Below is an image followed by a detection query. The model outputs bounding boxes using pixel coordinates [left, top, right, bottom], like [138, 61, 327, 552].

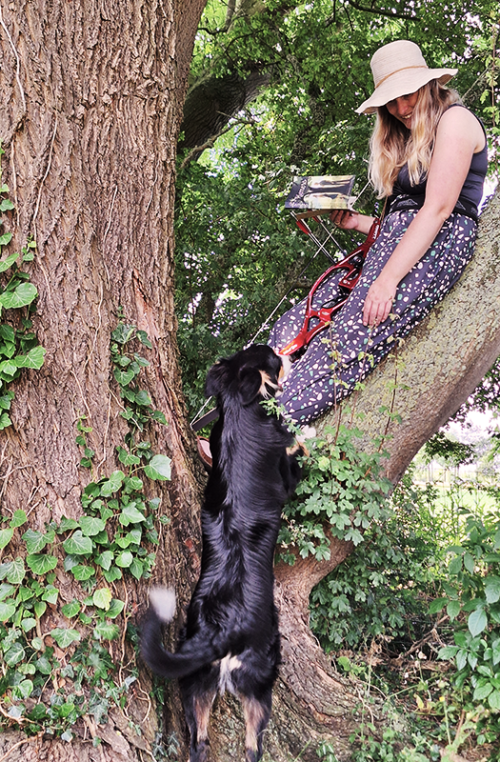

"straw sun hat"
[356, 40, 457, 115]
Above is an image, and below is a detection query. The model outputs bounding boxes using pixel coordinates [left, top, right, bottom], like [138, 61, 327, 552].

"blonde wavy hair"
[368, 80, 462, 198]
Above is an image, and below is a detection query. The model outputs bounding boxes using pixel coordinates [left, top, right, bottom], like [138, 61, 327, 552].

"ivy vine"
[0, 319, 171, 743]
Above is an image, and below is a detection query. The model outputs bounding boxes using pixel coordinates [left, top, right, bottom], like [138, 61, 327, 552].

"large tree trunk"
[0, 1, 206, 760]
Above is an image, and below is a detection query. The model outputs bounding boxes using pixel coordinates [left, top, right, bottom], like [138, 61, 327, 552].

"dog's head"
[205, 345, 282, 406]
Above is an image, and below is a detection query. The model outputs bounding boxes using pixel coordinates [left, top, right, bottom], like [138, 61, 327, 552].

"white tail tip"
[149, 587, 176, 623]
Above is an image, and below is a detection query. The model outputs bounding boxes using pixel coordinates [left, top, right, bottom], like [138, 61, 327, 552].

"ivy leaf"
[0, 600, 16, 621]
[50, 628, 81, 648]
[4, 642, 25, 666]
[488, 690, 500, 711]
[93, 588, 112, 611]
[14, 345, 46, 369]
[34, 601, 47, 618]
[9, 510, 27, 529]
[79, 516, 106, 537]
[0, 528, 13, 550]
[468, 607, 488, 637]
[94, 622, 120, 640]
[0, 252, 19, 273]
[58, 516, 79, 533]
[107, 599, 125, 618]
[0, 282, 38, 309]
[100, 470, 125, 496]
[119, 504, 145, 526]
[63, 530, 93, 555]
[95, 550, 114, 571]
[21, 617, 37, 632]
[143, 454, 171, 481]
[71, 565, 95, 581]
[115, 551, 133, 568]
[61, 600, 81, 619]
[23, 528, 49, 554]
[6, 558, 25, 584]
[26, 554, 58, 576]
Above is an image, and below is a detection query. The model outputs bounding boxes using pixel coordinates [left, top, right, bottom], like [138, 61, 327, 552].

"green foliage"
[436, 512, 500, 745]
[309, 468, 445, 650]
[0, 321, 169, 739]
[278, 422, 392, 564]
[0, 145, 45, 429]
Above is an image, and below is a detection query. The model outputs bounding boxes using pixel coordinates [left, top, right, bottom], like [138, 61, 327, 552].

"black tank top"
[388, 105, 488, 222]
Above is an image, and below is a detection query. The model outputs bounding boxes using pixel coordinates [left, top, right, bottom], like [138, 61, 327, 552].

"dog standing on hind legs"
[141, 344, 304, 762]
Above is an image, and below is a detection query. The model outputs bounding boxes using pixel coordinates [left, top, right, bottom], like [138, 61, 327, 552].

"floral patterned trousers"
[268, 210, 477, 425]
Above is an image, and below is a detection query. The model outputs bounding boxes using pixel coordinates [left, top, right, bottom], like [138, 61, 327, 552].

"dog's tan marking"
[219, 653, 242, 694]
[286, 441, 309, 458]
[259, 370, 279, 399]
[242, 696, 266, 753]
[194, 690, 217, 742]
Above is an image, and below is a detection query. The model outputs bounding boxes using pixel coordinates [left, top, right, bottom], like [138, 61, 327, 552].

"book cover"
[284, 175, 356, 211]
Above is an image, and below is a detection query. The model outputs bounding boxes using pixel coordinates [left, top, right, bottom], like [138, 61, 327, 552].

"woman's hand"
[330, 209, 359, 229]
[362, 275, 397, 327]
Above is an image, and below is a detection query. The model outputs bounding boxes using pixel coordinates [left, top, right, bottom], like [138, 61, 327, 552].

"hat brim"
[356, 68, 458, 115]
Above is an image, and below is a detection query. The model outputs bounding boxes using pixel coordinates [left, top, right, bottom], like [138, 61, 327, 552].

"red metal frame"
[279, 216, 381, 356]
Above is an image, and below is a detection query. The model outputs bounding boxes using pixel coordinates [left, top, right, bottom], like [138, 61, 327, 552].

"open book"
[284, 175, 356, 214]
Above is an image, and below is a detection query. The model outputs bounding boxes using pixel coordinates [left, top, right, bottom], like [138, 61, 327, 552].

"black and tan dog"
[141, 344, 303, 762]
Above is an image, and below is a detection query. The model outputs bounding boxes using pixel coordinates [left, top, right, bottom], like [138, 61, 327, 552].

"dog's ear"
[205, 361, 229, 398]
[238, 366, 263, 405]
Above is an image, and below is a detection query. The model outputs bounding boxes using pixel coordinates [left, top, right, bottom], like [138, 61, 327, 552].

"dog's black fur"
[141, 344, 303, 762]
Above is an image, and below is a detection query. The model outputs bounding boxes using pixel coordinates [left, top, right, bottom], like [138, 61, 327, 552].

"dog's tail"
[140, 588, 220, 680]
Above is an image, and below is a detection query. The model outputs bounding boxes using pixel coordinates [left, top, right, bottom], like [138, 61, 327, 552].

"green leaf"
[100, 470, 125, 496]
[0, 232, 13, 246]
[0, 252, 19, 272]
[21, 617, 37, 632]
[4, 642, 25, 666]
[26, 554, 58, 575]
[50, 628, 81, 648]
[0, 282, 37, 309]
[115, 551, 133, 568]
[488, 690, 500, 711]
[107, 599, 125, 618]
[58, 516, 79, 533]
[0, 528, 13, 550]
[61, 600, 81, 619]
[9, 510, 27, 529]
[79, 516, 106, 537]
[485, 577, 500, 605]
[15, 345, 46, 369]
[0, 601, 16, 621]
[6, 558, 25, 584]
[447, 600, 461, 621]
[70, 564, 95, 581]
[95, 550, 114, 571]
[119, 504, 145, 526]
[22, 528, 49, 553]
[93, 622, 120, 640]
[93, 587, 112, 611]
[34, 601, 47, 618]
[143, 454, 171, 481]
[474, 682, 494, 701]
[63, 530, 93, 555]
[429, 598, 447, 615]
[468, 607, 488, 637]
[42, 585, 59, 604]
[0, 583, 14, 601]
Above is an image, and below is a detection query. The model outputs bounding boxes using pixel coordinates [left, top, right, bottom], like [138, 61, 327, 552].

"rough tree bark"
[0, 1, 206, 761]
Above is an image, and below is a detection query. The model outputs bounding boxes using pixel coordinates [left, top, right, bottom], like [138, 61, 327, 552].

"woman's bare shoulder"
[438, 106, 485, 152]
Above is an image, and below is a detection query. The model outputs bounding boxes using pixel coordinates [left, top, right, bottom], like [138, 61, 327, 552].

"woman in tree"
[269, 39, 487, 426]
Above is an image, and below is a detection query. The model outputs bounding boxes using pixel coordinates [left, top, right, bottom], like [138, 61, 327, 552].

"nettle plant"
[0, 320, 170, 741]
[0, 145, 45, 430]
